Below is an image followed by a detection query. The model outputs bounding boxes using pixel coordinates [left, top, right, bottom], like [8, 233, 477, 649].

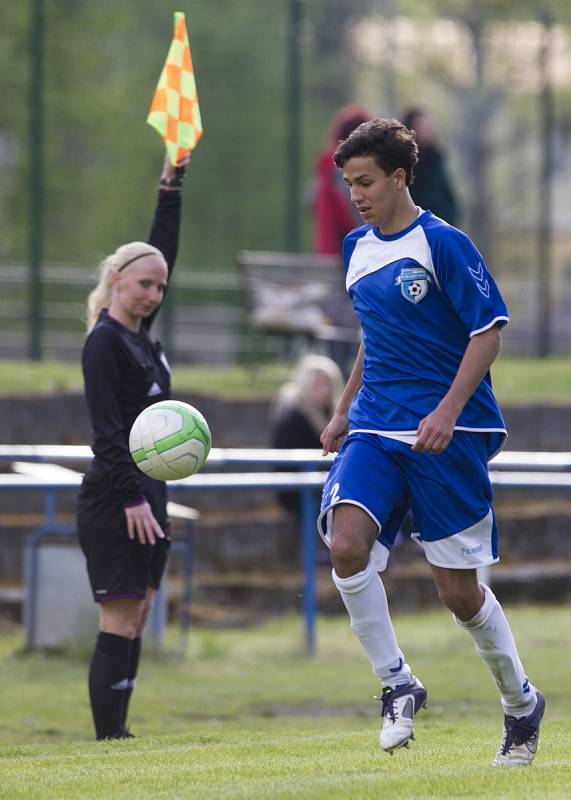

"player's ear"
[394, 168, 406, 190]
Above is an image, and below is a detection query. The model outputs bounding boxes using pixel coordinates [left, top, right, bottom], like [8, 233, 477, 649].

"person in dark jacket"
[402, 107, 459, 226]
[77, 153, 188, 740]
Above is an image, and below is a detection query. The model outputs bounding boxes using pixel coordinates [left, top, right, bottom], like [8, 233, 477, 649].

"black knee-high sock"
[88, 632, 132, 740]
[123, 636, 142, 730]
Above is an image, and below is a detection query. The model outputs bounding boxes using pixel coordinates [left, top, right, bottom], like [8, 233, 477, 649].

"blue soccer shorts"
[318, 431, 501, 571]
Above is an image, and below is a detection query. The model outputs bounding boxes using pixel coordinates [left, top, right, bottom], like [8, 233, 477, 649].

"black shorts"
[77, 468, 171, 603]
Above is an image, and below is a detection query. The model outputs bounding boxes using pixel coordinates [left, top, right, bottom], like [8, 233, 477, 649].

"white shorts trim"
[350, 428, 507, 454]
[317, 500, 390, 573]
[350, 429, 417, 445]
[411, 509, 498, 569]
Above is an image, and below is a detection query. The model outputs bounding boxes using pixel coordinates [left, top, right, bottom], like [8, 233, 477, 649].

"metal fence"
[3, 2, 571, 359]
[6, 462, 571, 653]
[2, 445, 571, 652]
[2, 259, 571, 364]
[0, 263, 245, 365]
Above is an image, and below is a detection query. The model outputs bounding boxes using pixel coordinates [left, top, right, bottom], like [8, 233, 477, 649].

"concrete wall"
[0, 392, 271, 447]
[1, 392, 571, 450]
[1, 393, 571, 614]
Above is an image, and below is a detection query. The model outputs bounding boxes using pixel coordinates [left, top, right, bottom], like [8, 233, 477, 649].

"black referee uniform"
[77, 188, 180, 602]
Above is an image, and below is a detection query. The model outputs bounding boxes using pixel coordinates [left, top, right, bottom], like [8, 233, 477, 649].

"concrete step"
[185, 558, 571, 624]
[3, 559, 570, 629]
[0, 586, 23, 623]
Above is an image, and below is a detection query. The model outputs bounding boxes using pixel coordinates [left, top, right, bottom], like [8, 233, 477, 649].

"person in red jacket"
[312, 106, 372, 375]
[313, 105, 372, 256]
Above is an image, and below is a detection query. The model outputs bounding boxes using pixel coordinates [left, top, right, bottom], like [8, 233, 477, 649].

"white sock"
[455, 583, 536, 717]
[332, 560, 412, 687]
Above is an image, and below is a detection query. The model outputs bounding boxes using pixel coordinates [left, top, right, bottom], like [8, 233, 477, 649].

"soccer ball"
[129, 400, 211, 481]
[408, 281, 423, 297]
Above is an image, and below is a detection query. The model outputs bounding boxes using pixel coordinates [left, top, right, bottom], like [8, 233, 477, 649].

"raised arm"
[144, 154, 189, 329]
[147, 154, 189, 272]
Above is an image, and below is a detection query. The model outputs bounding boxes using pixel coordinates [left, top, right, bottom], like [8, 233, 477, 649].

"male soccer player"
[318, 118, 545, 766]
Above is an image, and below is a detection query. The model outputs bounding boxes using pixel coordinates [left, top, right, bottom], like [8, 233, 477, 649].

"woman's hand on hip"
[124, 502, 165, 545]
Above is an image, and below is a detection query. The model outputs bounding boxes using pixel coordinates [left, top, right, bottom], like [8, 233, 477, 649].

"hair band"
[117, 251, 162, 272]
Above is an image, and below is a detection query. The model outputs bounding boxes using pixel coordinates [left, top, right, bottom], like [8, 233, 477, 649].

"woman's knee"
[135, 590, 156, 637]
[100, 599, 144, 639]
[136, 608, 151, 637]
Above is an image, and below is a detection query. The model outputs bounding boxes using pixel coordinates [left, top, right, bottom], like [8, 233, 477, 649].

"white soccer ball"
[129, 400, 212, 481]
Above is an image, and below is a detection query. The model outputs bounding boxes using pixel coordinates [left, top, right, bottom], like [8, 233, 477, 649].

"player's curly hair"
[334, 118, 418, 186]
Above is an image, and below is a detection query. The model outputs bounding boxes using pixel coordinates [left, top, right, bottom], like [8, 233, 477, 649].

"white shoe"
[378, 677, 427, 753]
[493, 691, 545, 767]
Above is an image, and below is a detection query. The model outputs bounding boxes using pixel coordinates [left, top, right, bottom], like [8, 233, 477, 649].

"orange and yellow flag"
[147, 11, 203, 165]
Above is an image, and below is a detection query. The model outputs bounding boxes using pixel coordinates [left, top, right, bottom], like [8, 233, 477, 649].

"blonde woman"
[272, 355, 344, 450]
[271, 355, 343, 514]
[77, 154, 188, 740]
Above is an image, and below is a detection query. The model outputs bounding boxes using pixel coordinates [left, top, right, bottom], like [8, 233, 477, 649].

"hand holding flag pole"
[147, 11, 203, 167]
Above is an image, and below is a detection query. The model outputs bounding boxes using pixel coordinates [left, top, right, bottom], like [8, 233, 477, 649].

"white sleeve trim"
[469, 316, 509, 338]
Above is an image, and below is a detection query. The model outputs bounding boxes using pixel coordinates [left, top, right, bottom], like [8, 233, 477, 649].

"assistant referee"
[77, 154, 188, 740]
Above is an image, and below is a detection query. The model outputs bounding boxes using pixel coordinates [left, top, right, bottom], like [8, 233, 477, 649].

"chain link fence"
[1, 1, 570, 360]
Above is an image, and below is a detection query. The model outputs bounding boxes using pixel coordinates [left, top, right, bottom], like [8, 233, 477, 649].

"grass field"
[0, 604, 569, 799]
[0, 360, 292, 399]
[0, 356, 570, 404]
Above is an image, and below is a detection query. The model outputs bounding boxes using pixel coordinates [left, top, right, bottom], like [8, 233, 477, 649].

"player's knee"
[434, 569, 483, 619]
[330, 534, 369, 576]
[329, 505, 374, 576]
[437, 583, 460, 613]
[437, 584, 480, 619]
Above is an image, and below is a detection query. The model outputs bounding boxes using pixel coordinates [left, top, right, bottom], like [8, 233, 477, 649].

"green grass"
[0, 604, 569, 798]
[0, 360, 291, 399]
[491, 356, 571, 406]
[0, 356, 570, 404]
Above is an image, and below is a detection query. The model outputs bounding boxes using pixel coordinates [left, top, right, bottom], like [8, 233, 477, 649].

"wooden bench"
[237, 250, 360, 357]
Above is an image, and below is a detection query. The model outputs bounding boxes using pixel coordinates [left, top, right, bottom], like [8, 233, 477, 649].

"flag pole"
[285, 0, 303, 253]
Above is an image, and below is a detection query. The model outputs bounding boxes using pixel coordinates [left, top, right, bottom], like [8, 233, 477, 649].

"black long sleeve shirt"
[81, 189, 181, 505]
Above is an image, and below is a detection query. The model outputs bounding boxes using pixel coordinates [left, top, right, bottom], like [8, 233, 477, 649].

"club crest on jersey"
[396, 267, 431, 304]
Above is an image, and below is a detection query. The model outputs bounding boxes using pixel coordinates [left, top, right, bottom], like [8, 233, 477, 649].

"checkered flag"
[147, 12, 203, 165]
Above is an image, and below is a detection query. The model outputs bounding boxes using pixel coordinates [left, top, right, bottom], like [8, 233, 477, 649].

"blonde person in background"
[272, 355, 344, 515]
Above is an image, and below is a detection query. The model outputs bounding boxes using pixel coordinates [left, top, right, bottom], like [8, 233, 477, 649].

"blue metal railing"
[0, 466, 327, 654]
[2, 446, 571, 653]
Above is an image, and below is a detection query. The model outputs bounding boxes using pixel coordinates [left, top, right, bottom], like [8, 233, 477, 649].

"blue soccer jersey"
[343, 210, 509, 436]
